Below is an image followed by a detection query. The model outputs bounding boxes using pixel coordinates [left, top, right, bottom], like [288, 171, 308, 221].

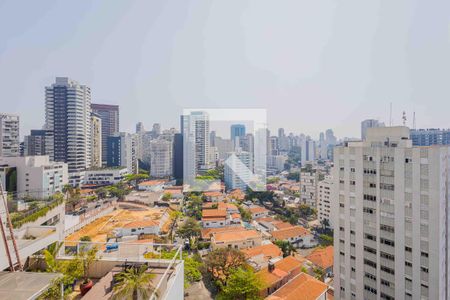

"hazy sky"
[1, 0, 449, 139]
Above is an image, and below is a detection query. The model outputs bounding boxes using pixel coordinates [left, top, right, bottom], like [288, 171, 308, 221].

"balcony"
[57, 241, 184, 300]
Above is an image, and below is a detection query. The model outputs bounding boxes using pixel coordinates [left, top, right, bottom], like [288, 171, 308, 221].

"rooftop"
[202, 209, 227, 218]
[0, 271, 61, 300]
[271, 226, 310, 240]
[265, 272, 328, 300]
[257, 256, 303, 286]
[201, 226, 246, 239]
[306, 246, 334, 270]
[212, 229, 261, 243]
[249, 206, 269, 214]
[139, 179, 168, 186]
[242, 243, 282, 260]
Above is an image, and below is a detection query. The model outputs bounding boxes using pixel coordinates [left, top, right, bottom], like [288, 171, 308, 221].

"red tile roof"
[212, 229, 261, 243]
[242, 244, 282, 260]
[271, 226, 310, 240]
[265, 272, 328, 300]
[306, 246, 334, 270]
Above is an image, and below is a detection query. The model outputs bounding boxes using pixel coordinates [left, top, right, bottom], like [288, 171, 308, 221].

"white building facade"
[318, 175, 333, 229]
[84, 167, 128, 185]
[0, 113, 20, 157]
[45, 77, 92, 173]
[332, 126, 450, 300]
[224, 150, 253, 191]
[300, 170, 318, 207]
[149, 139, 173, 178]
[0, 156, 68, 199]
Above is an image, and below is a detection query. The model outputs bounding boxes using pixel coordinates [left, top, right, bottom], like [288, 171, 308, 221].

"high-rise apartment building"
[224, 150, 253, 191]
[318, 175, 333, 229]
[410, 128, 450, 146]
[149, 139, 173, 178]
[24, 129, 47, 156]
[301, 138, 316, 164]
[332, 126, 450, 300]
[91, 103, 119, 165]
[300, 169, 319, 206]
[182, 111, 211, 181]
[90, 113, 102, 168]
[361, 119, 384, 140]
[173, 133, 183, 184]
[107, 132, 138, 174]
[231, 124, 246, 147]
[0, 113, 20, 157]
[45, 77, 91, 173]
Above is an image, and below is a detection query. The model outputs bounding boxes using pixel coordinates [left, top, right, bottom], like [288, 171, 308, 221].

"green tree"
[112, 265, 157, 300]
[319, 234, 333, 246]
[205, 248, 247, 287]
[238, 206, 252, 222]
[161, 192, 172, 201]
[80, 236, 92, 242]
[124, 173, 149, 188]
[217, 267, 262, 300]
[177, 217, 201, 239]
[274, 240, 296, 257]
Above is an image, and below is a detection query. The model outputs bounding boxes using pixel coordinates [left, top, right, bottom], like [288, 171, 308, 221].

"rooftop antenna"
[413, 112, 416, 129]
[402, 111, 407, 126]
[389, 102, 393, 126]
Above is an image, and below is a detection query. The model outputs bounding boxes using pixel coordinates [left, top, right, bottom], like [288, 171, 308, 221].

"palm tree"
[112, 265, 158, 300]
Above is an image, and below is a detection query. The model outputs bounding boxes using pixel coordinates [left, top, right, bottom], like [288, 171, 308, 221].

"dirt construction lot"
[66, 206, 170, 243]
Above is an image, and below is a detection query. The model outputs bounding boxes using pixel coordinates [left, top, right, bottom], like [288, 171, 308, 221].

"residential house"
[271, 226, 317, 248]
[249, 206, 270, 219]
[242, 243, 283, 271]
[265, 272, 329, 300]
[203, 191, 224, 202]
[113, 220, 160, 237]
[201, 209, 227, 228]
[257, 256, 304, 298]
[306, 246, 334, 279]
[210, 229, 262, 250]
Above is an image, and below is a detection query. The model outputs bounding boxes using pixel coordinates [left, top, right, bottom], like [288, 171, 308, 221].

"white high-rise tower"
[332, 126, 450, 300]
[45, 77, 92, 173]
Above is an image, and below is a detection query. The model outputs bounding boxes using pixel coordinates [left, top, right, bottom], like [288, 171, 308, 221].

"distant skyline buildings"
[0, 113, 20, 157]
[91, 103, 120, 165]
[230, 124, 246, 146]
[361, 119, 385, 140]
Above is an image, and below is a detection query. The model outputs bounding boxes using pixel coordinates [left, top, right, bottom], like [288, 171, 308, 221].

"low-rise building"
[265, 272, 329, 300]
[242, 243, 283, 271]
[201, 209, 228, 228]
[0, 155, 68, 199]
[271, 226, 317, 248]
[210, 229, 262, 250]
[84, 167, 128, 186]
[257, 256, 304, 298]
[114, 220, 160, 237]
[203, 191, 224, 202]
[306, 246, 334, 279]
[138, 179, 168, 192]
[249, 205, 270, 219]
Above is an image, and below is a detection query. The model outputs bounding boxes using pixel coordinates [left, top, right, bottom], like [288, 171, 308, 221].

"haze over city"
[1, 0, 450, 138]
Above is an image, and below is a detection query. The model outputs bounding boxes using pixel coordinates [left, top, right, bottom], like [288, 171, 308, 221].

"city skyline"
[2, 1, 449, 138]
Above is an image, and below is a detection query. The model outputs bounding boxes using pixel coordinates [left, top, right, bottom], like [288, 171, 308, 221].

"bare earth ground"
[66, 207, 170, 243]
